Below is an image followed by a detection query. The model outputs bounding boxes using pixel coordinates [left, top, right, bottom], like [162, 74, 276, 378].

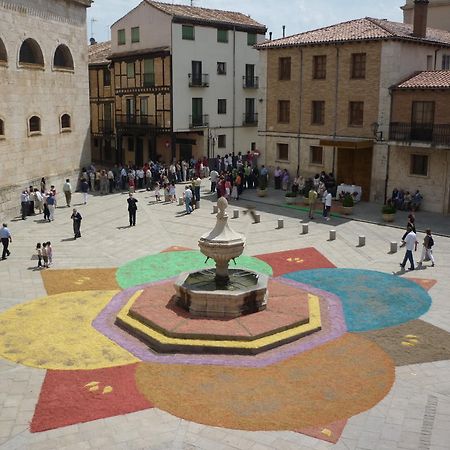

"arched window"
[0, 118, 4, 137]
[61, 113, 71, 130]
[29, 116, 41, 134]
[53, 44, 74, 70]
[0, 38, 7, 63]
[19, 38, 44, 66]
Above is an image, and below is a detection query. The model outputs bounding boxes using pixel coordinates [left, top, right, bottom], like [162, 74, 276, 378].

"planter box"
[382, 213, 395, 222]
[285, 196, 296, 204]
[257, 189, 267, 197]
[342, 206, 353, 215]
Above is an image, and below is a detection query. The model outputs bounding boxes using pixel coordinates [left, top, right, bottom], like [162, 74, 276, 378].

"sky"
[87, 0, 406, 43]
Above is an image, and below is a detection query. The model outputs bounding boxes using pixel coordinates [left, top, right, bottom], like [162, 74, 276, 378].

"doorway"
[180, 143, 192, 161]
[136, 138, 144, 167]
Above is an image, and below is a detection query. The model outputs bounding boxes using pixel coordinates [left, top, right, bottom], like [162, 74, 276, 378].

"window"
[218, 99, 227, 114]
[53, 44, 74, 70]
[217, 29, 228, 43]
[247, 33, 257, 46]
[131, 27, 140, 43]
[351, 53, 366, 79]
[118, 29, 126, 45]
[313, 55, 326, 79]
[278, 100, 290, 123]
[0, 38, 7, 63]
[312, 101, 325, 125]
[191, 60, 202, 86]
[217, 62, 226, 75]
[29, 116, 41, 134]
[442, 55, 450, 70]
[349, 101, 364, 126]
[277, 143, 289, 161]
[60, 114, 71, 130]
[218, 134, 226, 148]
[411, 101, 434, 141]
[310, 146, 323, 165]
[410, 154, 429, 176]
[103, 69, 111, 86]
[127, 62, 135, 78]
[0, 118, 4, 137]
[191, 98, 203, 126]
[182, 25, 195, 40]
[278, 57, 291, 80]
[19, 38, 44, 66]
[143, 59, 155, 87]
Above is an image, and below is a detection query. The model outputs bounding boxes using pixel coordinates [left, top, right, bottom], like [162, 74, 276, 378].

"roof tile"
[88, 41, 111, 65]
[395, 70, 450, 89]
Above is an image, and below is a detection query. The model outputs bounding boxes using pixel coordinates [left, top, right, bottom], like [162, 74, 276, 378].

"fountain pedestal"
[175, 197, 268, 318]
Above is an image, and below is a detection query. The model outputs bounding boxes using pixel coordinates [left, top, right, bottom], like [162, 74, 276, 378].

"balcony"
[116, 114, 170, 132]
[389, 122, 450, 147]
[243, 76, 259, 89]
[188, 73, 209, 87]
[189, 114, 209, 128]
[243, 113, 258, 126]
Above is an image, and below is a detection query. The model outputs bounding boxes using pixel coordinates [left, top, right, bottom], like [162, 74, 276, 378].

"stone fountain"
[175, 197, 268, 318]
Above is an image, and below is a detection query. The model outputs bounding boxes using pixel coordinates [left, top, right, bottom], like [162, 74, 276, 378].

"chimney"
[89, 37, 97, 45]
[413, 0, 429, 38]
[282, 25, 286, 38]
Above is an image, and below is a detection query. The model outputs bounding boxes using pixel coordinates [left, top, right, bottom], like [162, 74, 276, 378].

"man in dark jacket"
[71, 209, 82, 239]
[127, 192, 138, 226]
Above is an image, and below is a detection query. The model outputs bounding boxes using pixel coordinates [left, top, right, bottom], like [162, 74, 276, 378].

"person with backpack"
[418, 229, 435, 268]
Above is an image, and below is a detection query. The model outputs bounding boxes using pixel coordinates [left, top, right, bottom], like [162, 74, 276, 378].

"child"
[36, 243, 42, 269]
[231, 183, 238, 201]
[46, 241, 53, 266]
[42, 242, 48, 268]
[154, 182, 161, 202]
[128, 177, 135, 193]
[169, 182, 176, 203]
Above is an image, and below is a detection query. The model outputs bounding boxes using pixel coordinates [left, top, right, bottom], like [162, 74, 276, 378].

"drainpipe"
[170, 21, 175, 161]
[297, 48, 303, 177]
[385, 88, 395, 204]
[332, 45, 340, 175]
[232, 27, 236, 154]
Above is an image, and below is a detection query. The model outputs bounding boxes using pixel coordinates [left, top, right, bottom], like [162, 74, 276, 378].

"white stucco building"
[109, 1, 266, 163]
[0, 0, 92, 218]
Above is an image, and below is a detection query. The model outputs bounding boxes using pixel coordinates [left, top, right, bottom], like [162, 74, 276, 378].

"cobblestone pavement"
[0, 181, 449, 450]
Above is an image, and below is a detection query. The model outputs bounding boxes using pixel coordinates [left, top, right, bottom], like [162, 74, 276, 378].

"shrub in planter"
[382, 204, 396, 214]
[285, 191, 297, 204]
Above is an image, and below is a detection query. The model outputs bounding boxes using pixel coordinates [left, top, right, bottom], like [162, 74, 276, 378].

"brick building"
[257, 2, 450, 211]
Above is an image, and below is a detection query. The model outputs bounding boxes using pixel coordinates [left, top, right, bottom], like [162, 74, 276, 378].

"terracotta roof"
[257, 17, 450, 49]
[88, 41, 111, 65]
[394, 70, 450, 89]
[145, 0, 266, 32]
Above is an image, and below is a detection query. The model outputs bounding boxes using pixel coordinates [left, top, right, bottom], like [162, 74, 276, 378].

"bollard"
[329, 230, 336, 241]
[254, 214, 261, 224]
[178, 197, 184, 206]
[390, 241, 398, 253]
[233, 209, 240, 219]
[302, 223, 309, 235]
[359, 235, 366, 247]
[213, 205, 219, 214]
[277, 218, 284, 229]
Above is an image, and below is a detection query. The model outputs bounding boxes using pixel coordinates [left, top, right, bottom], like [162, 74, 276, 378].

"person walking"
[400, 225, 418, 271]
[46, 241, 53, 266]
[36, 243, 43, 268]
[20, 190, 29, 220]
[418, 229, 435, 268]
[42, 242, 49, 268]
[184, 186, 193, 214]
[71, 208, 82, 239]
[323, 191, 332, 221]
[308, 186, 318, 219]
[127, 193, 138, 226]
[47, 192, 56, 221]
[80, 178, 89, 204]
[1, 223, 12, 260]
[62, 179, 72, 207]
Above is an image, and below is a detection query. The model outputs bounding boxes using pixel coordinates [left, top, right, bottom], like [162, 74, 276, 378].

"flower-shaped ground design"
[116, 250, 273, 289]
[283, 269, 432, 332]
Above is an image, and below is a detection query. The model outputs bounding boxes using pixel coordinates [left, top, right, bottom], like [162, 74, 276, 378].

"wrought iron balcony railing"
[389, 122, 450, 147]
[243, 112, 258, 126]
[188, 73, 209, 87]
[189, 114, 209, 128]
[243, 76, 259, 89]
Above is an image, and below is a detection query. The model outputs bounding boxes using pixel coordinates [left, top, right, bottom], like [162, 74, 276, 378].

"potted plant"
[257, 174, 268, 197]
[301, 179, 314, 205]
[382, 203, 396, 222]
[341, 193, 354, 215]
[285, 191, 297, 204]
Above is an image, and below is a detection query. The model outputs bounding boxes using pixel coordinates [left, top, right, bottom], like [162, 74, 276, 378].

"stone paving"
[0, 181, 449, 450]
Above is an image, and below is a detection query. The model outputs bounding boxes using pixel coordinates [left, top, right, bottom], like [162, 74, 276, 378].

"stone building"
[257, 1, 450, 211]
[89, 0, 266, 166]
[389, 71, 450, 214]
[403, 0, 450, 33]
[0, 0, 92, 218]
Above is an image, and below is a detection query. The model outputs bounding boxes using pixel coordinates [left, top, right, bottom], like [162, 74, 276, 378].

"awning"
[319, 137, 374, 149]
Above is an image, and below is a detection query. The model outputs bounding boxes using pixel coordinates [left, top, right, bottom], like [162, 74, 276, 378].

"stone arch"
[60, 113, 71, 130]
[28, 115, 41, 134]
[0, 38, 7, 62]
[53, 44, 74, 70]
[19, 38, 44, 66]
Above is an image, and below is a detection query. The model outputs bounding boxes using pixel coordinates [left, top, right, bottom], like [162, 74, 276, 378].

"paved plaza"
[0, 181, 449, 450]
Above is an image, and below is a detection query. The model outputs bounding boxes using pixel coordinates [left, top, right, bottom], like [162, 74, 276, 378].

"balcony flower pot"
[382, 204, 396, 222]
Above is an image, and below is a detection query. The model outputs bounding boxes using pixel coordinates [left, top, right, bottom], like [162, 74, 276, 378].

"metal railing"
[389, 122, 450, 146]
[243, 113, 258, 126]
[243, 76, 259, 88]
[115, 114, 164, 129]
[188, 73, 209, 87]
[189, 114, 209, 128]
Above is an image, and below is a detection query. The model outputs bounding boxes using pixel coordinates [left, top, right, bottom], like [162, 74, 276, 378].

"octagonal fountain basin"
[175, 268, 269, 318]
